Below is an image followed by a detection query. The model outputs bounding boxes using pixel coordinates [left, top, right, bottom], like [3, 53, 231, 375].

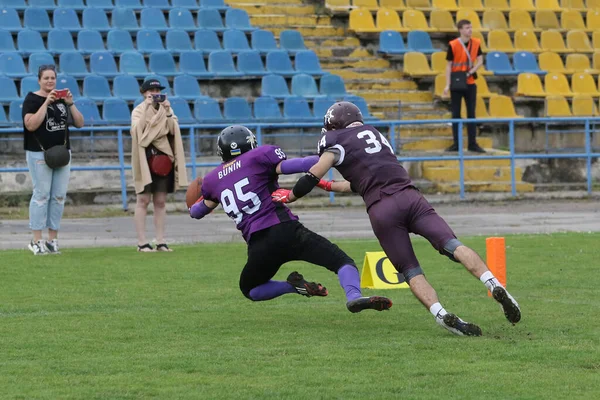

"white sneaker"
[436, 313, 482, 336]
[45, 239, 61, 255]
[28, 240, 48, 256]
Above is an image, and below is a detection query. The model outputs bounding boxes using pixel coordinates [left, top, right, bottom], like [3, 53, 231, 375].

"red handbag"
[147, 147, 173, 177]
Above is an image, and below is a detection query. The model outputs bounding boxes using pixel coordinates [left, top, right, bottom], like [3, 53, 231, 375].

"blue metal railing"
[2, 116, 600, 210]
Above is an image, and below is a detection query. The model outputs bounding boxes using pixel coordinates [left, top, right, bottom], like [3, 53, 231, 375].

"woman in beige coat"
[130, 79, 188, 252]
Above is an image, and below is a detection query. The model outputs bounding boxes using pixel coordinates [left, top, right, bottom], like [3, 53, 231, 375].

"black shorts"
[239, 220, 355, 298]
[142, 169, 175, 194]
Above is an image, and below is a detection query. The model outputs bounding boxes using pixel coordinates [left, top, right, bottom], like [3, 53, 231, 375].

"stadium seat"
[0, 104, 8, 125]
[534, 10, 559, 30]
[403, 10, 434, 32]
[83, 75, 113, 101]
[75, 97, 104, 124]
[587, 10, 600, 31]
[460, 96, 489, 119]
[486, 51, 515, 75]
[168, 8, 196, 30]
[113, 75, 142, 101]
[516, 73, 546, 97]
[82, 8, 111, 31]
[354, 0, 379, 11]
[141, 8, 168, 30]
[133, 97, 144, 108]
[540, 30, 570, 54]
[405, 0, 431, 8]
[261, 74, 290, 97]
[87, 0, 114, 7]
[482, 10, 508, 31]
[17, 30, 46, 53]
[58, 0, 85, 8]
[344, 95, 376, 120]
[407, 31, 436, 54]
[326, 0, 352, 12]
[458, 0, 484, 11]
[107, 30, 135, 54]
[144, 0, 170, 7]
[0, 77, 20, 103]
[434, 73, 448, 98]
[208, 50, 242, 77]
[179, 51, 212, 77]
[537, 0, 562, 10]
[1, 0, 26, 9]
[545, 95, 572, 117]
[510, 0, 535, 11]
[378, 31, 408, 54]
[280, 30, 307, 52]
[103, 98, 131, 124]
[376, 8, 406, 32]
[472, 31, 488, 53]
[348, 9, 378, 33]
[78, 30, 106, 54]
[197, 9, 225, 31]
[53, 8, 81, 31]
[488, 30, 515, 52]
[403, 52, 435, 77]
[149, 51, 179, 76]
[566, 54, 598, 75]
[430, 10, 456, 33]
[112, 8, 139, 31]
[253, 96, 283, 121]
[194, 97, 223, 122]
[566, 30, 593, 53]
[545, 72, 573, 97]
[572, 95, 598, 116]
[251, 30, 278, 53]
[456, 9, 485, 31]
[266, 50, 295, 76]
[514, 30, 541, 52]
[283, 96, 313, 120]
[378, 0, 407, 10]
[295, 50, 324, 75]
[593, 53, 600, 73]
[0, 53, 26, 78]
[174, 74, 202, 100]
[431, 52, 447, 74]
[313, 96, 337, 120]
[320, 74, 347, 97]
[593, 32, 600, 52]
[223, 29, 250, 52]
[172, 0, 198, 7]
[561, 10, 586, 31]
[291, 73, 320, 97]
[59, 51, 89, 77]
[589, 0, 600, 8]
[28, 52, 55, 75]
[225, 9, 254, 31]
[433, 0, 458, 10]
[572, 73, 600, 97]
[202, 0, 228, 9]
[237, 50, 267, 76]
[119, 51, 148, 76]
[168, 96, 196, 124]
[0, 8, 21, 30]
[194, 29, 222, 52]
[489, 95, 521, 118]
[539, 51, 567, 74]
[137, 29, 165, 53]
[144, 75, 171, 94]
[474, 75, 495, 98]
[24, 8, 52, 31]
[0, 31, 15, 53]
[509, 10, 536, 32]
[513, 51, 545, 74]
[563, 0, 585, 10]
[115, 0, 142, 7]
[9, 100, 23, 124]
[56, 74, 80, 98]
[166, 30, 193, 52]
[223, 97, 253, 121]
[48, 29, 75, 53]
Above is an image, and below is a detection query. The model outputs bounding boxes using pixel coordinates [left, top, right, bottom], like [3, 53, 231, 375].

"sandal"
[137, 243, 155, 252]
[156, 243, 173, 252]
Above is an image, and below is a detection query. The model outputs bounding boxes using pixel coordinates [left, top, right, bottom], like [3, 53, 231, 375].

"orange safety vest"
[449, 37, 480, 85]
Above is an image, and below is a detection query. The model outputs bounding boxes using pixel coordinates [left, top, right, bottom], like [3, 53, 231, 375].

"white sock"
[429, 302, 447, 319]
[480, 271, 502, 291]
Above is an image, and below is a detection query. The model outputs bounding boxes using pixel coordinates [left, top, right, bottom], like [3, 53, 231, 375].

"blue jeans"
[26, 150, 71, 231]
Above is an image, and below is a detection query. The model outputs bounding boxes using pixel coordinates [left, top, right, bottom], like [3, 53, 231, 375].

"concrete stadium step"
[226, 0, 304, 4]
[234, 4, 316, 15]
[345, 80, 418, 91]
[436, 182, 535, 193]
[402, 137, 494, 151]
[422, 166, 523, 183]
[357, 90, 433, 103]
[251, 14, 332, 26]
[422, 154, 512, 168]
[268, 26, 345, 37]
[398, 126, 454, 138]
[321, 58, 391, 69]
[310, 38, 361, 48]
[327, 69, 404, 80]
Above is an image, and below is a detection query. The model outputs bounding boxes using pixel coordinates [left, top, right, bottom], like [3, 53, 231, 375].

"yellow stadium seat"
[545, 72, 573, 96]
[516, 73, 546, 97]
[326, 0, 351, 11]
[353, 0, 379, 10]
[406, 0, 431, 8]
[488, 30, 515, 52]
[510, 0, 535, 11]
[484, 0, 509, 11]
[477, 63, 493, 76]
[379, 0, 407, 11]
[572, 95, 598, 116]
[434, 73, 449, 98]
[431, 51, 448, 74]
[571, 73, 600, 96]
[535, 10, 560, 31]
[536, 0, 563, 11]
[489, 95, 523, 118]
[588, 0, 600, 9]
[377, 8, 408, 31]
[402, 10, 435, 32]
[403, 52, 436, 77]
[349, 8, 379, 33]
[539, 51, 570, 74]
[482, 10, 509, 31]
[461, 96, 489, 119]
[432, 0, 458, 10]
[561, 10, 587, 31]
[514, 29, 542, 52]
[430, 10, 456, 32]
[593, 32, 600, 51]
[566, 54, 599, 75]
[475, 75, 496, 98]
[546, 95, 572, 117]
[509, 10, 537, 32]
[560, 0, 585, 11]
[458, 0, 484, 11]
[566, 30, 593, 53]
[586, 10, 600, 31]
[456, 9, 485, 31]
[472, 31, 489, 52]
[540, 30, 571, 53]
[593, 53, 600, 72]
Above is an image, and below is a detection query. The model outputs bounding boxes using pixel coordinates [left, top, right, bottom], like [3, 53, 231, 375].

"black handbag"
[450, 71, 468, 91]
[33, 127, 70, 169]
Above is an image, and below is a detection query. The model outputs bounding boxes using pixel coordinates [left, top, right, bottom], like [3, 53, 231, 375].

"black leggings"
[451, 83, 478, 147]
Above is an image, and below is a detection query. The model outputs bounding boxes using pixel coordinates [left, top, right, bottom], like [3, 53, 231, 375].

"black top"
[22, 92, 71, 152]
[446, 39, 483, 62]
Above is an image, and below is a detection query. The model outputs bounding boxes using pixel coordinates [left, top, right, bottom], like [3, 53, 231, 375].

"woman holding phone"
[129, 78, 188, 252]
[23, 64, 84, 255]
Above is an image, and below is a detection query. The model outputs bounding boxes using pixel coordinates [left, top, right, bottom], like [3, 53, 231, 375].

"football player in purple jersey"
[189, 125, 392, 313]
[272, 102, 521, 336]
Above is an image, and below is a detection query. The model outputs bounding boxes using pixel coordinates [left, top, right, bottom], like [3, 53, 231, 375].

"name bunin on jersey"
[218, 159, 242, 179]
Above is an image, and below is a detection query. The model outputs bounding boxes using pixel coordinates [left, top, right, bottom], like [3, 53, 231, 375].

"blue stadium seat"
[378, 30, 409, 55]
[194, 97, 223, 122]
[320, 74, 346, 97]
[166, 30, 193, 52]
[0, 52, 27, 78]
[149, 51, 179, 76]
[134, 98, 145, 108]
[223, 29, 250, 52]
[174, 74, 202, 100]
[82, 8, 111, 30]
[144, 0, 170, 7]
[103, 98, 131, 124]
[344, 95, 376, 120]
[119, 51, 148, 76]
[294, 50, 324, 75]
[48, 29, 76, 53]
[0, 30, 16, 53]
[28, 52, 55, 75]
[56, 74, 81, 98]
[313, 96, 336, 120]
[0, 8, 21, 30]
[90, 51, 119, 77]
[225, 9, 254, 31]
[83, 75, 112, 101]
[194, 29, 221, 52]
[20, 76, 40, 97]
[57, 0, 85, 9]
[407, 30, 436, 54]
[137, 29, 165, 53]
[77, 30, 106, 54]
[266, 50, 294, 76]
[0, 0, 26, 10]
[113, 75, 142, 101]
[237, 50, 267, 76]
[486, 51, 515, 75]
[253, 96, 282, 121]
[197, 9, 225, 31]
[74, 97, 104, 124]
[0, 76, 20, 103]
[168, 96, 196, 124]
[86, 0, 114, 7]
[208, 50, 243, 77]
[202, 0, 228, 10]
[279, 30, 306, 52]
[224, 97, 253, 121]
[28, 0, 56, 9]
[24, 8, 52, 31]
[115, 0, 142, 7]
[107, 30, 135, 54]
[283, 96, 313, 120]
[513, 51, 545, 75]
[251, 29, 278, 53]
[17, 30, 46, 53]
[53, 8, 81, 31]
[140, 8, 168, 30]
[168, 8, 196, 30]
[112, 8, 139, 31]
[0, 105, 8, 126]
[144, 75, 171, 95]
[59, 51, 89, 77]
[179, 51, 212, 77]
[9, 100, 23, 124]
[261, 74, 290, 98]
[291, 73, 319, 97]
[172, 0, 197, 8]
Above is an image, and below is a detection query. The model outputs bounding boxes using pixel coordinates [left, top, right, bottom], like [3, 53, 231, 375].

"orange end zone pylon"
[486, 237, 506, 297]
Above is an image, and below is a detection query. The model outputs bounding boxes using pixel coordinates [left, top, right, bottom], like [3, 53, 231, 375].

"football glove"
[271, 188, 293, 203]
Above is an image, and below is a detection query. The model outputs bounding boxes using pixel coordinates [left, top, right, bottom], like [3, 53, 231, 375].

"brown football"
[185, 176, 203, 209]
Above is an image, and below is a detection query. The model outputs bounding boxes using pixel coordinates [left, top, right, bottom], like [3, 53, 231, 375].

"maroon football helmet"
[323, 101, 363, 131]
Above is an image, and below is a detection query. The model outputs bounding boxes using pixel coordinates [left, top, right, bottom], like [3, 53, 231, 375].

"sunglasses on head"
[38, 64, 56, 73]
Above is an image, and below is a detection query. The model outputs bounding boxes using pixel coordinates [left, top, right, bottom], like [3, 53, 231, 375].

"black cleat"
[468, 144, 486, 153]
[445, 144, 458, 152]
[492, 286, 521, 324]
[286, 271, 328, 297]
[437, 313, 482, 337]
[346, 296, 393, 313]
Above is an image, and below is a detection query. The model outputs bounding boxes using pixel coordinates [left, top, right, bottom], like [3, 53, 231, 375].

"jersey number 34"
[221, 178, 261, 224]
[357, 130, 393, 154]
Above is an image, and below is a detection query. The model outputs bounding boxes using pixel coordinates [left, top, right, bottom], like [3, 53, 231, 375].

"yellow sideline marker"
[486, 237, 507, 297]
[360, 252, 409, 289]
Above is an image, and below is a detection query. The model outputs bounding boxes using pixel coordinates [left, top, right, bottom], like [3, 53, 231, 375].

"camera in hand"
[152, 94, 166, 103]
[55, 89, 68, 100]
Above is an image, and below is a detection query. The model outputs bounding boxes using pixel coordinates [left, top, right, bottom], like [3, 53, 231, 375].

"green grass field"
[1, 233, 599, 399]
